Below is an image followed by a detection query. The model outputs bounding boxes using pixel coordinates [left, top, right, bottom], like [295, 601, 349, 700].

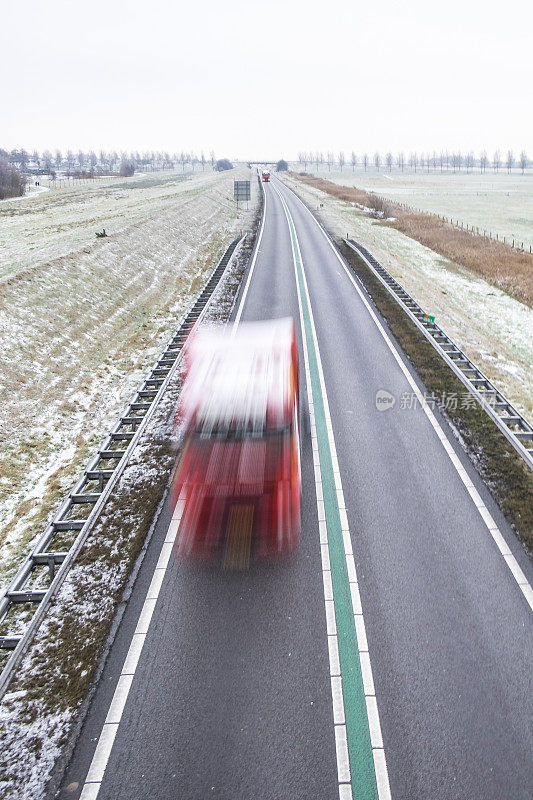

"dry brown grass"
[291, 173, 533, 307]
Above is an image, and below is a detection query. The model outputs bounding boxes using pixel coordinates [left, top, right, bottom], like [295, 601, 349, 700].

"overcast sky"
[2, 0, 531, 160]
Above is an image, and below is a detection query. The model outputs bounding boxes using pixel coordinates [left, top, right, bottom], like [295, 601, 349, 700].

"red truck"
[171, 319, 301, 568]
[261, 169, 271, 182]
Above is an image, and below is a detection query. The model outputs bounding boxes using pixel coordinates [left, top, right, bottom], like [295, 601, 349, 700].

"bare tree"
[506, 150, 514, 173]
[338, 151, 345, 171]
[519, 150, 528, 174]
[409, 152, 418, 172]
[480, 151, 488, 173]
[42, 150, 53, 172]
[326, 151, 334, 171]
[493, 150, 500, 172]
[210, 150, 216, 169]
[55, 150, 62, 169]
[432, 151, 438, 170]
[465, 152, 474, 173]
[439, 151, 445, 172]
[77, 150, 85, 169]
[374, 151, 381, 171]
[362, 152, 369, 171]
[315, 151, 320, 171]
[397, 152, 405, 172]
[0, 157, 26, 199]
[66, 150, 75, 174]
[350, 151, 357, 171]
[179, 152, 187, 171]
[200, 151, 206, 170]
[385, 152, 393, 171]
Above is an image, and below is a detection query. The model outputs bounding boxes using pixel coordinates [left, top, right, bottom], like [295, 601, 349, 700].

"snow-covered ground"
[297, 167, 533, 251]
[0, 226, 258, 800]
[0, 184, 50, 204]
[0, 169, 225, 280]
[0, 167, 258, 593]
[282, 174, 533, 422]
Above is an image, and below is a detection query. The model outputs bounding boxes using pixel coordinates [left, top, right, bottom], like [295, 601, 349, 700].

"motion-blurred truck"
[171, 319, 301, 568]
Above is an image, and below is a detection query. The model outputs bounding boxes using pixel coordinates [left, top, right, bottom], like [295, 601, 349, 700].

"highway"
[60, 177, 533, 800]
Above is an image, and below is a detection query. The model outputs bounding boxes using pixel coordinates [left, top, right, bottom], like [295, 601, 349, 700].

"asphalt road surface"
[60, 176, 533, 800]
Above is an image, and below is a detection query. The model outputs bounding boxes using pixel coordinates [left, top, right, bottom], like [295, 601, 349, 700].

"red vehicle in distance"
[171, 319, 301, 568]
[261, 169, 270, 182]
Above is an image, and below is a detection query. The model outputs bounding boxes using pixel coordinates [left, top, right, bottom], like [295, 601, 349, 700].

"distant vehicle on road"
[261, 169, 271, 182]
[172, 319, 301, 567]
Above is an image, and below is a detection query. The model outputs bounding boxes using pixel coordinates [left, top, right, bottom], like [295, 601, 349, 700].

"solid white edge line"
[232, 177, 267, 329]
[274, 184, 391, 799]
[79, 485, 188, 798]
[279, 178, 533, 615]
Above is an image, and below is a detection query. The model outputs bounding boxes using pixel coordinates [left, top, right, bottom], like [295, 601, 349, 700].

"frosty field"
[0, 167, 258, 592]
[282, 173, 533, 424]
[0, 169, 229, 280]
[300, 167, 533, 251]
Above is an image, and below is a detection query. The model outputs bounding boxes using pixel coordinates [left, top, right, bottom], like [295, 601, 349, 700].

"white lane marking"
[339, 784, 353, 800]
[273, 183, 391, 799]
[105, 675, 134, 724]
[360, 651, 376, 695]
[232, 179, 267, 328]
[331, 676, 346, 724]
[328, 635, 341, 676]
[79, 495, 186, 798]
[134, 597, 158, 635]
[281, 179, 533, 614]
[323, 569, 334, 601]
[365, 695, 384, 748]
[84, 723, 119, 784]
[121, 634, 146, 675]
[79, 783, 100, 800]
[325, 600, 337, 635]
[334, 725, 351, 783]
[354, 615, 369, 652]
[373, 748, 393, 800]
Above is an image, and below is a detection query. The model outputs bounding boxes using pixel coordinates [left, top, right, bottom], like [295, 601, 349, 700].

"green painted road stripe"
[277, 188, 380, 800]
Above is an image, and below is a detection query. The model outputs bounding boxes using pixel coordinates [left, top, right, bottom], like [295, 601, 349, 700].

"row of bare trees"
[0, 157, 26, 199]
[297, 150, 529, 174]
[0, 148, 219, 176]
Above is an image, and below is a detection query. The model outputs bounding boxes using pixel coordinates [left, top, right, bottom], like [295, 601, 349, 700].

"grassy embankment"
[0, 205, 262, 800]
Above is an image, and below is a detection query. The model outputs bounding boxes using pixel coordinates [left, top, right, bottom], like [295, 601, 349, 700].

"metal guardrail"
[0, 236, 243, 697]
[344, 239, 533, 471]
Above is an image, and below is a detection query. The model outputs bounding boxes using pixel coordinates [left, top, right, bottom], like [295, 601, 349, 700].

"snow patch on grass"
[283, 174, 533, 421]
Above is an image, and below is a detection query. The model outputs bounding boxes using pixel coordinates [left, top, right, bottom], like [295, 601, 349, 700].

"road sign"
[234, 180, 251, 202]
